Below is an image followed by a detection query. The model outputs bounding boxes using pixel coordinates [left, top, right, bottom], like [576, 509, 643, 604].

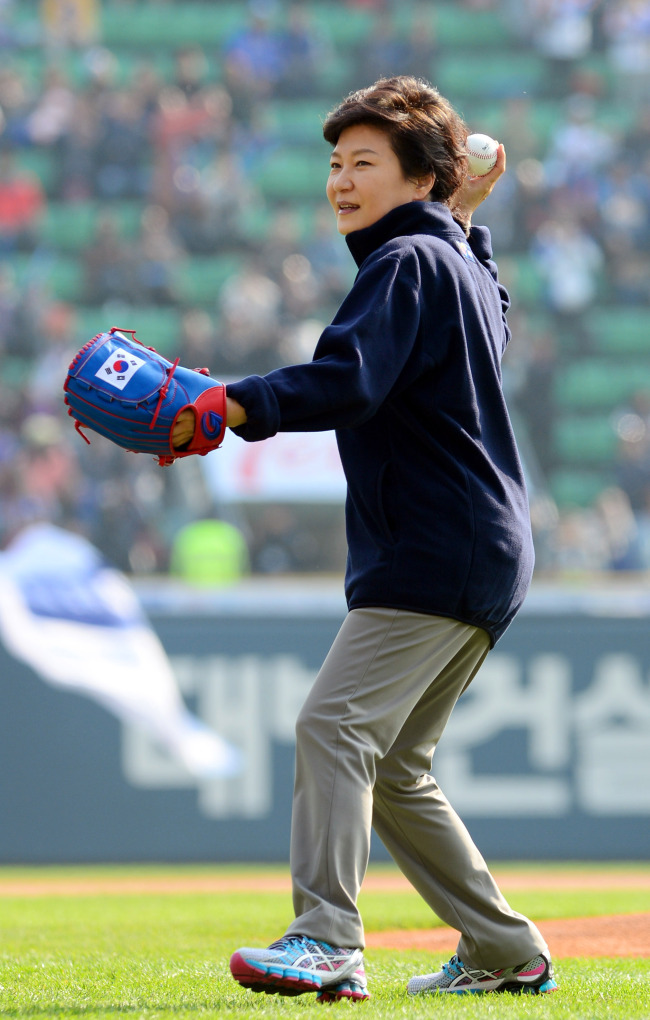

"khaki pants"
[285, 608, 547, 970]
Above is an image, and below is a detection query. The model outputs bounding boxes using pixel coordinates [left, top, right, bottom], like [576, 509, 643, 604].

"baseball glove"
[63, 327, 226, 466]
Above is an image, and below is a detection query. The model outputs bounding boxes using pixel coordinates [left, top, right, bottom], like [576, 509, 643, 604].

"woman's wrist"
[448, 142, 506, 238]
[226, 395, 247, 428]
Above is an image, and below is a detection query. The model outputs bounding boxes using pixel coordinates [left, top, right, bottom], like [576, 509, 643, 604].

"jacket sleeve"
[468, 225, 512, 351]
[228, 248, 422, 442]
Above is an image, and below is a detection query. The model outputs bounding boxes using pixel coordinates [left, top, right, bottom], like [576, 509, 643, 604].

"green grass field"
[0, 863, 648, 1020]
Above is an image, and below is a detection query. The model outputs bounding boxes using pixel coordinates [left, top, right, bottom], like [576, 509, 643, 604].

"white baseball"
[466, 133, 498, 176]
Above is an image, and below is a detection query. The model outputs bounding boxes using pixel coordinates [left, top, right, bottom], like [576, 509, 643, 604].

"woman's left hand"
[172, 395, 248, 450]
[172, 408, 195, 449]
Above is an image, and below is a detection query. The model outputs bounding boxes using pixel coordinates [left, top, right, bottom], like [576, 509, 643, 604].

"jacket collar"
[345, 201, 465, 267]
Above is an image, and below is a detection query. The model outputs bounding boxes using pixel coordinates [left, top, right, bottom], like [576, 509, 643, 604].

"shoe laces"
[442, 955, 466, 979]
[268, 934, 337, 965]
[268, 935, 309, 956]
[270, 935, 339, 953]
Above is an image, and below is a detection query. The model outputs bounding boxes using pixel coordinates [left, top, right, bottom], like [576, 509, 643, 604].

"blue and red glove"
[64, 327, 226, 466]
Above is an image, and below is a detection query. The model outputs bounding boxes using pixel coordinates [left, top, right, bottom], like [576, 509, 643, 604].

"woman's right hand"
[449, 143, 506, 233]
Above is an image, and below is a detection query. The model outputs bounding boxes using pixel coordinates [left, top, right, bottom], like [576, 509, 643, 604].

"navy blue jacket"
[228, 201, 534, 643]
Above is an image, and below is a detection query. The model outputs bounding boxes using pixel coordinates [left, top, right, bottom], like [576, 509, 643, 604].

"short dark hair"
[322, 76, 468, 203]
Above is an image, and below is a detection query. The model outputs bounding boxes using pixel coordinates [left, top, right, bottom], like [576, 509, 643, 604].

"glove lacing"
[150, 357, 180, 431]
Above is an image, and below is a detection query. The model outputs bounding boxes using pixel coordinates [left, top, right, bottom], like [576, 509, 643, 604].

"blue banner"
[1, 570, 648, 862]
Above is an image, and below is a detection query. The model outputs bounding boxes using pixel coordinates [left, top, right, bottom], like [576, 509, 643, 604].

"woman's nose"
[333, 168, 352, 191]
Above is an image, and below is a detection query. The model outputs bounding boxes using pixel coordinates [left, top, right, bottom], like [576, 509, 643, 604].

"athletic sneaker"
[316, 960, 371, 1003]
[229, 934, 365, 997]
[407, 949, 558, 995]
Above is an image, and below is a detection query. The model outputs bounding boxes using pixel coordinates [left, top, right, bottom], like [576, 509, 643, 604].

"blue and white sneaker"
[316, 959, 371, 1003]
[407, 949, 558, 995]
[230, 935, 365, 997]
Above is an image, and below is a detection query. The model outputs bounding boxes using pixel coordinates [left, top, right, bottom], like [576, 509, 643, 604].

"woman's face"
[326, 122, 433, 235]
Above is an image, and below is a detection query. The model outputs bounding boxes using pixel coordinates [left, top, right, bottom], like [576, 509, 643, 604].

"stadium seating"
[587, 308, 650, 356]
[263, 100, 330, 145]
[549, 468, 614, 508]
[252, 150, 329, 201]
[437, 51, 546, 101]
[75, 306, 183, 356]
[175, 254, 245, 306]
[555, 359, 650, 412]
[554, 416, 618, 464]
[100, 3, 246, 49]
[6, 0, 650, 520]
[39, 201, 143, 252]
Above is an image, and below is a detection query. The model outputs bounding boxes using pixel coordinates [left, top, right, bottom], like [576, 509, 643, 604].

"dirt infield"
[1, 869, 648, 958]
[366, 913, 650, 959]
[2, 867, 649, 898]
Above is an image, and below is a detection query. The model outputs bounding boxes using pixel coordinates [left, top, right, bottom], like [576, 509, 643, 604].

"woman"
[175, 75, 556, 1000]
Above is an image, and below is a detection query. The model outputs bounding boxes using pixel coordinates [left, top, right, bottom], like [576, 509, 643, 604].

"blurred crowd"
[0, 0, 649, 578]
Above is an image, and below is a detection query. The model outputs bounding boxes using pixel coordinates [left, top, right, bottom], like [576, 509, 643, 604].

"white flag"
[95, 348, 146, 390]
[0, 524, 241, 779]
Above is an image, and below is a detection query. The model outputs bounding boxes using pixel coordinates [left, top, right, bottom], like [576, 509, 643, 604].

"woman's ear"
[415, 173, 435, 199]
